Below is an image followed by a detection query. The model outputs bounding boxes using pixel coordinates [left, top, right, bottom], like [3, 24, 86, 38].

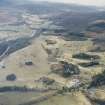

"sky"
[31, 0, 105, 6]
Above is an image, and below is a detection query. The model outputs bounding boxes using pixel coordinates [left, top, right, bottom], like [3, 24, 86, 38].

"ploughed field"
[0, 10, 17, 24]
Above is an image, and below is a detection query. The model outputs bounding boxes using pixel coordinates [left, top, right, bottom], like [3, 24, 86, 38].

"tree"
[6, 74, 17, 81]
[90, 70, 105, 87]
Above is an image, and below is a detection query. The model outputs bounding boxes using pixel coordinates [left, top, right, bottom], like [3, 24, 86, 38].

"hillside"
[51, 11, 105, 32]
[85, 20, 105, 52]
[0, 1, 105, 105]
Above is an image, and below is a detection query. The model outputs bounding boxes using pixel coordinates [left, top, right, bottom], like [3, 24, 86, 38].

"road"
[31, 21, 52, 39]
[0, 46, 10, 61]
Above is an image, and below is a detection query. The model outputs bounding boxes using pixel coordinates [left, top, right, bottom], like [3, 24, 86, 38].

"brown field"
[0, 10, 17, 24]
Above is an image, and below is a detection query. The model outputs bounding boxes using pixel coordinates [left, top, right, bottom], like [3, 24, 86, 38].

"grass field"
[0, 91, 43, 105]
[0, 8, 105, 105]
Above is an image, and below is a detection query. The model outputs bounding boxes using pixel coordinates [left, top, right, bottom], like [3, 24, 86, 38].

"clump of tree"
[90, 45, 105, 52]
[72, 53, 100, 60]
[68, 32, 85, 37]
[90, 39, 105, 52]
[51, 61, 80, 78]
[25, 61, 33, 66]
[54, 29, 66, 33]
[63, 32, 87, 41]
[40, 77, 55, 85]
[61, 61, 80, 77]
[45, 39, 57, 45]
[6, 74, 17, 81]
[0, 86, 35, 92]
[90, 70, 105, 87]
[78, 61, 100, 67]
[87, 21, 105, 33]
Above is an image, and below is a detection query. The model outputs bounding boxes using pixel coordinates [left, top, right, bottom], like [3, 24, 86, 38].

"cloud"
[31, 0, 105, 6]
